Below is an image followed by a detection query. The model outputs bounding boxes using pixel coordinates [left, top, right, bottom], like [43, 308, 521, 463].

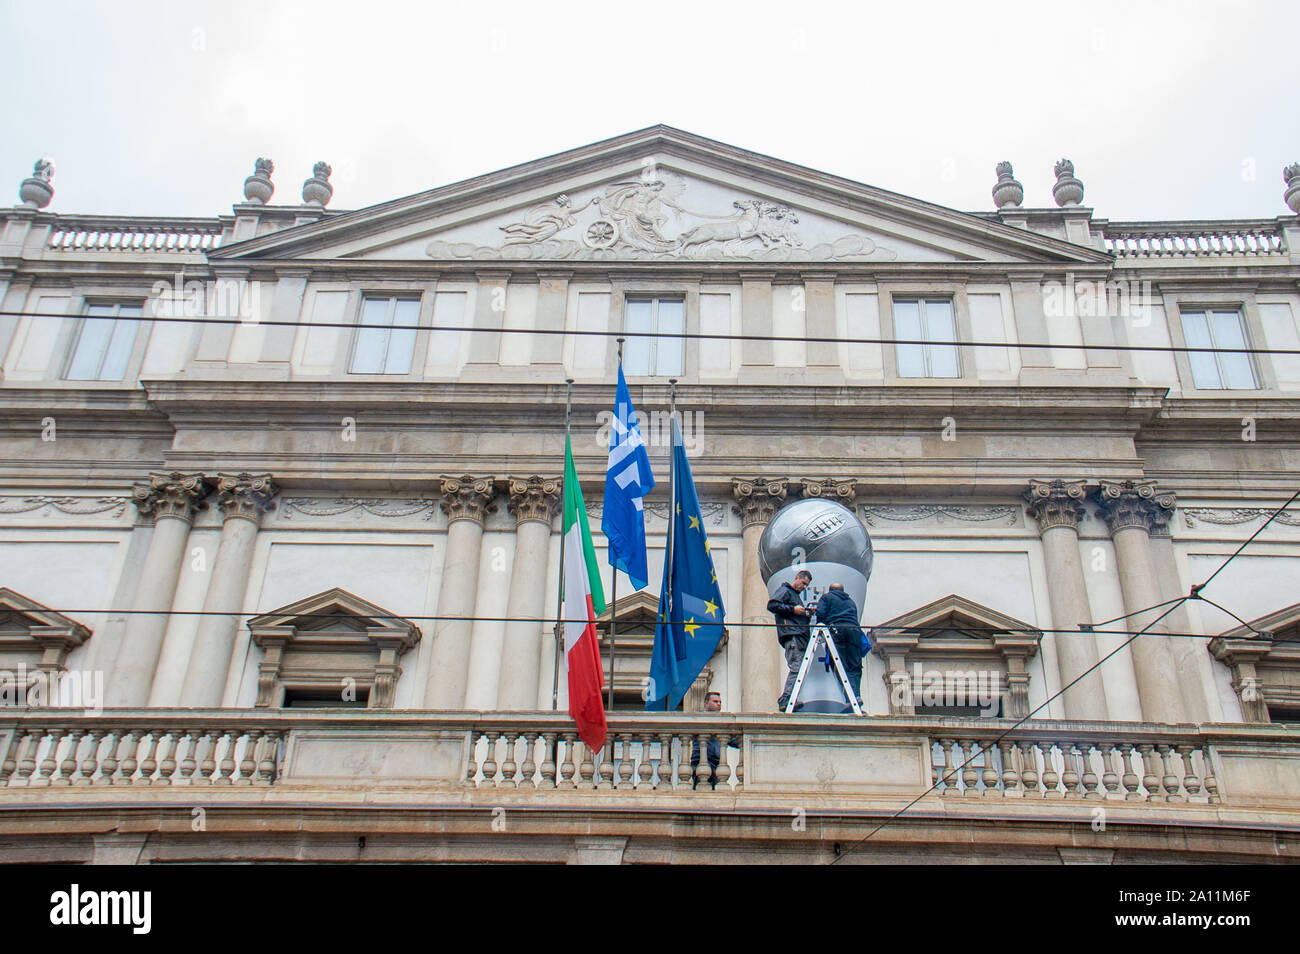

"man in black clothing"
[769, 569, 814, 710]
[815, 582, 868, 707]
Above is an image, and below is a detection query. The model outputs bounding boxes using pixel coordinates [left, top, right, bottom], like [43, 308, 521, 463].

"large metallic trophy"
[759, 498, 874, 713]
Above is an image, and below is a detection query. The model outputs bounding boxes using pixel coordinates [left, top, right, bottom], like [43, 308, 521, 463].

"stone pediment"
[872, 593, 1041, 645]
[247, 587, 420, 647]
[211, 126, 1110, 267]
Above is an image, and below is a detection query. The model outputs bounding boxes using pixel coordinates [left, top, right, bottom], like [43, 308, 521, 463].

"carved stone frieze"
[731, 478, 788, 529]
[507, 476, 562, 527]
[0, 496, 128, 518]
[216, 473, 279, 525]
[1183, 508, 1300, 529]
[1094, 479, 1176, 536]
[799, 477, 858, 504]
[1024, 479, 1088, 533]
[439, 475, 497, 526]
[280, 498, 438, 520]
[132, 472, 212, 523]
[859, 504, 1021, 527]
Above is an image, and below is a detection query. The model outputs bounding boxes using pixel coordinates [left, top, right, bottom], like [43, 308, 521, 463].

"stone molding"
[860, 504, 1021, 528]
[1095, 479, 1176, 536]
[0, 496, 128, 519]
[1183, 507, 1300, 529]
[798, 477, 858, 504]
[507, 476, 561, 527]
[1025, 478, 1088, 532]
[132, 472, 212, 524]
[280, 497, 438, 521]
[439, 475, 497, 526]
[730, 477, 788, 528]
[216, 473, 279, 525]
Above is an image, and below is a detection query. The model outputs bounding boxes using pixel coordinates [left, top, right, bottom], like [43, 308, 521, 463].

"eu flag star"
[683, 616, 699, 637]
[703, 599, 719, 618]
[688, 515, 700, 530]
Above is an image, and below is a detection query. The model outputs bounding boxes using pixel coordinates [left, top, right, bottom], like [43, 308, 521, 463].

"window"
[66, 303, 142, 380]
[350, 297, 420, 374]
[624, 297, 684, 377]
[1180, 309, 1256, 389]
[893, 298, 959, 377]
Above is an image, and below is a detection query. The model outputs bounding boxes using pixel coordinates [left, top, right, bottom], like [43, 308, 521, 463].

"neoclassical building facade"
[1, 129, 1299, 864]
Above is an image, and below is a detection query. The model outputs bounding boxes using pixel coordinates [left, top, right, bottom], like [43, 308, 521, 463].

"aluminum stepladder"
[783, 622, 864, 715]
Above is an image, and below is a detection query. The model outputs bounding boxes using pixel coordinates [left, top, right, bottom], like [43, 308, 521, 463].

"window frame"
[1162, 290, 1277, 393]
[1176, 306, 1258, 391]
[621, 294, 687, 379]
[62, 299, 148, 382]
[346, 293, 424, 376]
[879, 286, 976, 384]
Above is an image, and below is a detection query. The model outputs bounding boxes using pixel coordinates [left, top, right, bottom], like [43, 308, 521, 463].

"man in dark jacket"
[769, 569, 813, 710]
[815, 582, 868, 706]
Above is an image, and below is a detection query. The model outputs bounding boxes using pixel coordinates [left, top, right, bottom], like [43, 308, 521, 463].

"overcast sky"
[2, 1, 1297, 222]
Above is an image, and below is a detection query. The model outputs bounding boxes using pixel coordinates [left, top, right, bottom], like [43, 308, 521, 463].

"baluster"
[466, 731, 481, 786]
[558, 734, 577, 789]
[9, 731, 39, 785]
[0, 730, 20, 785]
[715, 732, 732, 790]
[733, 736, 744, 790]
[1100, 744, 1120, 798]
[1137, 743, 1162, 802]
[196, 730, 218, 785]
[637, 734, 654, 791]
[75, 730, 104, 786]
[539, 733, 557, 789]
[1157, 744, 1182, 803]
[656, 732, 674, 790]
[1201, 745, 1219, 804]
[696, 733, 717, 790]
[98, 731, 121, 784]
[501, 733, 519, 788]
[959, 740, 979, 797]
[137, 731, 162, 786]
[998, 741, 1020, 795]
[54, 730, 83, 786]
[931, 741, 941, 791]
[482, 731, 500, 787]
[979, 740, 999, 796]
[578, 740, 595, 789]
[32, 730, 60, 787]
[256, 732, 279, 784]
[217, 732, 240, 785]
[938, 739, 957, 795]
[678, 734, 695, 788]
[1039, 742, 1061, 798]
[176, 731, 197, 784]
[1118, 743, 1142, 800]
[598, 741, 615, 790]
[1060, 743, 1081, 799]
[1018, 742, 1039, 796]
[1177, 744, 1202, 800]
[519, 734, 538, 790]
[236, 732, 259, 786]
[616, 734, 634, 790]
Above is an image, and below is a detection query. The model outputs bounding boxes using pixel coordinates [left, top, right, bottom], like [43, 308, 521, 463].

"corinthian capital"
[440, 475, 497, 526]
[132, 472, 212, 523]
[1094, 479, 1176, 536]
[799, 477, 858, 505]
[731, 477, 788, 529]
[507, 475, 561, 527]
[216, 473, 279, 525]
[1025, 478, 1088, 532]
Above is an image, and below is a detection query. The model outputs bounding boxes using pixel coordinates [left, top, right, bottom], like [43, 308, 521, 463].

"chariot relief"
[426, 170, 895, 262]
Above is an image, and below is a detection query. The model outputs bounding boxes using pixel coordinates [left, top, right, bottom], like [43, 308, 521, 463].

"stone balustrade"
[44, 215, 226, 252]
[2, 711, 1297, 812]
[1103, 220, 1285, 259]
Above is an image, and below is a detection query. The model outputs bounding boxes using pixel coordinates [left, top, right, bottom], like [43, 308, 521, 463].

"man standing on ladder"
[770, 569, 814, 710]
[815, 582, 868, 709]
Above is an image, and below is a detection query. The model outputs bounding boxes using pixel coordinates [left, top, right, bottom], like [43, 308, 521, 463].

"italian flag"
[562, 435, 608, 753]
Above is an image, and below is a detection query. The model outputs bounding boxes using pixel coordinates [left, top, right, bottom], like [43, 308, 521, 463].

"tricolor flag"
[602, 364, 655, 589]
[561, 435, 608, 752]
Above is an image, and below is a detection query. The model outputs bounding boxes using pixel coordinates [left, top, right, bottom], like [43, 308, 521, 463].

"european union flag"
[646, 415, 726, 711]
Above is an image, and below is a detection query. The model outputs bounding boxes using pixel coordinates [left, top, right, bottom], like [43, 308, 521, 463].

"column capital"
[507, 475, 562, 527]
[731, 477, 788, 529]
[215, 473, 279, 525]
[1024, 478, 1088, 532]
[132, 472, 212, 523]
[1095, 479, 1176, 536]
[798, 477, 857, 504]
[440, 475, 497, 526]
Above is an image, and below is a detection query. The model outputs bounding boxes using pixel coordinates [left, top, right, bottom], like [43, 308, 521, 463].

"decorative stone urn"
[19, 158, 54, 209]
[302, 161, 333, 207]
[1285, 163, 1300, 215]
[1052, 158, 1084, 207]
[243, 157, 274, 204]
[991, 161, 1023, 209]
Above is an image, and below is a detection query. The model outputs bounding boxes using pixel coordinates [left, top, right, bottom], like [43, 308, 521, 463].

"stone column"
[496, 476, 562, 709]
[424, 476, 496, 708]
[1149, 520, 1216, 722]
[112, 473, 211, 706]
[177, 474, 278, 707]
[1025, 479, 1109, 720]
[732, 477, 787, 712]
[1095, 479, 1187, 724]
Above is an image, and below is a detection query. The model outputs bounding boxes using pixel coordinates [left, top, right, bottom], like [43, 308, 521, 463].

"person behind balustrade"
[815, 582, 869, 709]
[770, 569, 813, 710]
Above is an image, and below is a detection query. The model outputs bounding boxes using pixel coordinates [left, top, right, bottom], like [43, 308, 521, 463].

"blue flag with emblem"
[646, 415, 726, 710]
[602, 363, 656, 589]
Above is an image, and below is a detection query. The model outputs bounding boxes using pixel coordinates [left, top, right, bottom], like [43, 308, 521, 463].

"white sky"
[2, 0, 1297, 222]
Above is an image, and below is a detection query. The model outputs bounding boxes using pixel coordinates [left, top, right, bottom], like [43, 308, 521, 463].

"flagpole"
[664, 378, 678, 707]
[607, 339, 625, 712]
[552, 377, 574, 711]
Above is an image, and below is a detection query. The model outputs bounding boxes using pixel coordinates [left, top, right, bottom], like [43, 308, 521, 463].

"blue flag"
[602, 364, 656, 589]
[646, 416, 726, 710]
